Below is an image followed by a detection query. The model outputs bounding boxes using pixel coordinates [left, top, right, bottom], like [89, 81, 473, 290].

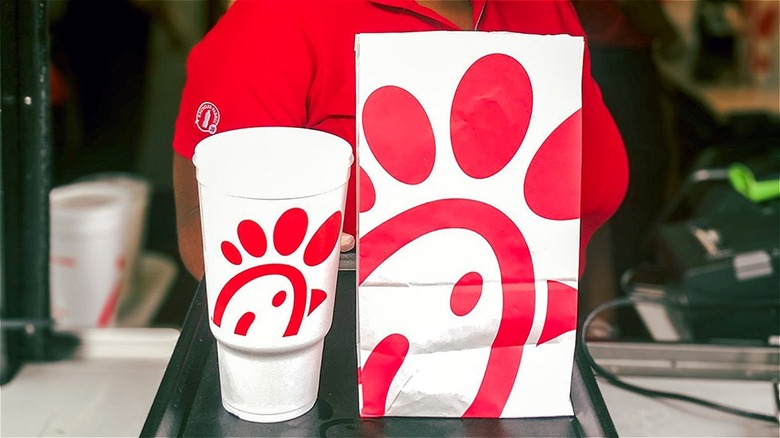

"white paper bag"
[356, 31, 584, 418]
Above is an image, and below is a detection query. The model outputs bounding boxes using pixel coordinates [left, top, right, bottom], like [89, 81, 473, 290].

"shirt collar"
[369, 0, 489, 30]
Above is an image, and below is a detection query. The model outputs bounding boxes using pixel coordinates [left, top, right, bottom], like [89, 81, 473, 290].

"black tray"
[142, 269, 617, 437]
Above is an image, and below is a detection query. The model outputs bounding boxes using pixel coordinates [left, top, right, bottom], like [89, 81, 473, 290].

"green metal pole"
[1, 0, 53, 382]
[17, 0, 53, 360]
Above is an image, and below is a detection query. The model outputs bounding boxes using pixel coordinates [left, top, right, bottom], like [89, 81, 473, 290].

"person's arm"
[173, 153, 204, 280]
[171, 0, 313, 280]
[578, 52, 629, 268]
[171, 1, 363, 280]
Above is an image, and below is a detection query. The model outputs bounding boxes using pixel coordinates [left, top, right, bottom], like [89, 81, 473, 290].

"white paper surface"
[356, 31, 584, 418]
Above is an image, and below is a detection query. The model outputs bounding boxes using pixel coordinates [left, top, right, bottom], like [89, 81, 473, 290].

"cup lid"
[49, 181, 133, 234]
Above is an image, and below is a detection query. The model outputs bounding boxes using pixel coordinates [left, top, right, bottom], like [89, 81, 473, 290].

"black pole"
[1, 0, 53, 384]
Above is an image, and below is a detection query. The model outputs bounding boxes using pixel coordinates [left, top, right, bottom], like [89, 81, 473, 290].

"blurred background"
[42, 0, 779, 335]
[2, 0, 777, 357]
[1, 0, 778, 436]
[0, 0, 776, 347]
[44, 0, 233, 328]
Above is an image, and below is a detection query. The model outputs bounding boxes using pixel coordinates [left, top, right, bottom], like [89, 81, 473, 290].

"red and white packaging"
[49, 181, 133, 327]
[194, 127, 353, 423]
[76, 172, 152, 321]
[744, 0, 779, 88]
[356, 32, 584, 418]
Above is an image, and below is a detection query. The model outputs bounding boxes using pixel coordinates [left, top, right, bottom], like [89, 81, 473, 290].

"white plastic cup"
[49, 181, 134, 327]
[193, 127, 353, 423]
[76, 172, 152, 319]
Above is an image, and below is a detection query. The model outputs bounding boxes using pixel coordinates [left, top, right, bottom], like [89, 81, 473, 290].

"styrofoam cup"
[75, 172, 152, 321]
[49, 181, 133, 327]
[193, 127, 353, 423]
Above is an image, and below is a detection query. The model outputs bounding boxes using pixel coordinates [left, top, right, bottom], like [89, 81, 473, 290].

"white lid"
[76, 172, 151, 202]
[193, 127, 354, 199]
[49, 181, 133, 235]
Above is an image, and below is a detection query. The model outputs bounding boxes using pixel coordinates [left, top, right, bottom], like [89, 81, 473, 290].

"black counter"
[142, 269, 616, 437]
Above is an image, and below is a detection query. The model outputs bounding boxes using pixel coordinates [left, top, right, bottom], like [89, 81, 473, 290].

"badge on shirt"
[196, 101, 220, 134]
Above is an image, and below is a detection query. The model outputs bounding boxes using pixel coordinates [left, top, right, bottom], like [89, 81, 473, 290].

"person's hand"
[340, 232, 355, 252]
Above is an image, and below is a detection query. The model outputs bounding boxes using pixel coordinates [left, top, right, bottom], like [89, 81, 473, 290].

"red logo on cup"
[196, 101, 220, 134]
[212, 209, 343, 337]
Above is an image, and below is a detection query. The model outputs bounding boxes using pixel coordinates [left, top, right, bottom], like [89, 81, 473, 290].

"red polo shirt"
[173, 0, 628, 264]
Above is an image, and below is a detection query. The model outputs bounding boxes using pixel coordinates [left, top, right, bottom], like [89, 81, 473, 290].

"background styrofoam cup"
[76, 172, 152, 320]
[49, 181, 134, 327]
[193, 127, 353, 423]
